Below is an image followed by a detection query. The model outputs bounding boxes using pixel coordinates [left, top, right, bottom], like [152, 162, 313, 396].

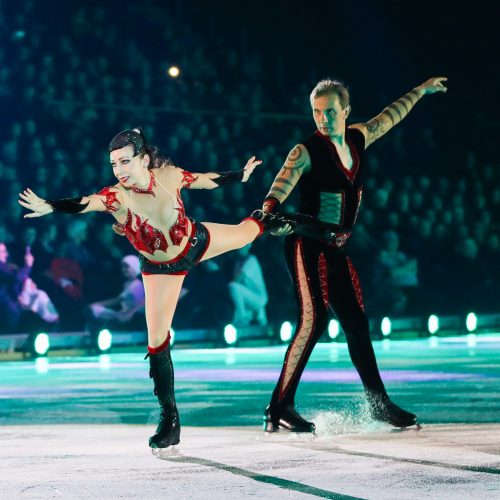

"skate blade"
[390, 423, 422, 433]
[151, 445, 181, 459]
[261, 430, 318, 441]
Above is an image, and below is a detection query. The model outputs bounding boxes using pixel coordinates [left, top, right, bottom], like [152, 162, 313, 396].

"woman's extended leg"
[200, 219, 260, 261]
[142, 273, 186, 451]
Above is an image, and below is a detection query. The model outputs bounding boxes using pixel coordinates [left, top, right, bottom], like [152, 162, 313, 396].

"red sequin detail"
[169, 192, 189, 245]
[118, 210, 169, 254]
[97, 186, 120, 213]
[334, 231, 351, 248]
[181, 170, 198, 189]
[347, 257, 364, 311]
[131, 170, 156, 196]
[318, 253, 329, 309]
[353, 188, 363, 224]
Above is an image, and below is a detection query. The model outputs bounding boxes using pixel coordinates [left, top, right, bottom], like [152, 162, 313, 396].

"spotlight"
[97, 329, 112, 352]
[280, 321, 292, 342]
[167, 65, 180, 78]
[328, 319, 340, 340]
[224, 324, 238, 346]
[466, 312, 477, 332]
[34, 332, 50, 356]
[428, 315, 439, 335]
[381, 317, 391, 337]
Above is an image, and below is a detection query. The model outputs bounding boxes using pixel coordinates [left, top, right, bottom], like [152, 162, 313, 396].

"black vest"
[299, 128, 365, 232]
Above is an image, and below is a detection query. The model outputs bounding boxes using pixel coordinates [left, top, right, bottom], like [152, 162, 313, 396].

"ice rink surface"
[1, 335, 499, 498]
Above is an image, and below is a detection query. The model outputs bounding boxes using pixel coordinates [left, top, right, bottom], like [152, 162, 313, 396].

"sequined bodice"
[97, 169, 196, 258]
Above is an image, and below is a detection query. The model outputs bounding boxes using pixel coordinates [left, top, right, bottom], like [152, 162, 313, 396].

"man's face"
[312, 93, 349, 137]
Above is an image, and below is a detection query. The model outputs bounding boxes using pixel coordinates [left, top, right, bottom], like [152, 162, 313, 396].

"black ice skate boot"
[250, 209, 293, 235]
[263, 403, 316, 433]
[285, 213, 337, 244]
[366, 391, 418, 428]
[251, 210, 337, 243]
[148, 348, 181, 451]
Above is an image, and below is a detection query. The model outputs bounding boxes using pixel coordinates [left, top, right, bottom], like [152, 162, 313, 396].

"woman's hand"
[242, 156, 263, 182]
[18, 188, 53, 218]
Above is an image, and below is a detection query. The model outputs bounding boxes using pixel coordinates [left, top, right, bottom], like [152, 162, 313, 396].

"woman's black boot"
[148, 348, 181, 449]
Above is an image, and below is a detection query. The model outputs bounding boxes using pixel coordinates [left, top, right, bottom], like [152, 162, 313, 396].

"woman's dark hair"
[108, 128, 171, 169]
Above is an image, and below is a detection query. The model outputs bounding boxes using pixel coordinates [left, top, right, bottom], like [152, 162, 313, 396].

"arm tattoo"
[266, 146, 309, 203]
[364, 87, 423, 147]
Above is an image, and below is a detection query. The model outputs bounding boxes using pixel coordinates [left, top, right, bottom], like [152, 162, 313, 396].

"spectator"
[86, 255, 145, 334]
[374, 231, 418, 315]
[0, 242, 33, 332]
[18, 277, 59, 327]
[228, 244, 268, 327]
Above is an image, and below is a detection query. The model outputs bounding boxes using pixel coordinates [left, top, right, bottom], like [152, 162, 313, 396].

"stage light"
[381, 317, 391, 336]
[34, 333, 50, 356]
[428, 315, 439, 335]
[466, 313, 477, 332]
[224, 324, 238, 346]
[167, 66, 180, 78]
[97, 329, 112, 352]
[328, 319, 340, 340]
[170, 328, 176, 346]
[280, 321, 292, 342]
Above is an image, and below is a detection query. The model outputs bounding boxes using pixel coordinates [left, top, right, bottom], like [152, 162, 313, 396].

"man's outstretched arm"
[351, 77, 447, 148]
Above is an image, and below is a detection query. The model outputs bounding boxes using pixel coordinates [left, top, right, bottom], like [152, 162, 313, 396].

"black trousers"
[271, 234, 386, 408]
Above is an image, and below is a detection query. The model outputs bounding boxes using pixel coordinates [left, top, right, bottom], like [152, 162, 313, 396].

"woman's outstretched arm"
[18, 186, 125, 218]
[180, 156, 262, 190]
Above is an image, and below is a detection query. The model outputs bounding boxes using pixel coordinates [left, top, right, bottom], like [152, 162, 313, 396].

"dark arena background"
[1, 0, 499, 498]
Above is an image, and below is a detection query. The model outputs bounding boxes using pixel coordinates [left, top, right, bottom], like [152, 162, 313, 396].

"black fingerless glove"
[212, 170, 245, 186]
[46, 197, 89, 213]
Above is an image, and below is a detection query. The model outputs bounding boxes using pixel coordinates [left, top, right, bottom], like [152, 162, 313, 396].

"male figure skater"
[262, 76, 447, 432]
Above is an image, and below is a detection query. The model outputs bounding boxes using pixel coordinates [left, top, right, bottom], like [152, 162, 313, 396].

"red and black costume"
[266, 128, 416, 431]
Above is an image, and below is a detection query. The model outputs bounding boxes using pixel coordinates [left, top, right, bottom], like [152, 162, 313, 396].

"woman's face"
[110, 145, 149, 187]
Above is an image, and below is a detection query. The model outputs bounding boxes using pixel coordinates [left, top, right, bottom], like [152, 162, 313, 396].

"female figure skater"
[18, 128, 289, 454]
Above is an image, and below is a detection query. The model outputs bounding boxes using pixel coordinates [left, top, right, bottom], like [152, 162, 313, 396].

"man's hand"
[417, 77, 448, 96]
[242, 156, 263, 182]
[18, 189, 53, 218]
[270, 224, 293, 236]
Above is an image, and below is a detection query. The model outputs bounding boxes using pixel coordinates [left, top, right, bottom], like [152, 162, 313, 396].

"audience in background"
[0, 0, 497, 333]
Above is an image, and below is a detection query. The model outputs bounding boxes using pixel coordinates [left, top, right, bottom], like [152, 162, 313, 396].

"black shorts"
[139, 221, 210, 276]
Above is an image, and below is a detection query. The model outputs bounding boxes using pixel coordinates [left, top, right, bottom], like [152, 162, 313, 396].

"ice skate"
[285, 212, 337, 244]
[149, 407, 181, 451]
[148, 346, 182, 456]
[250, 209, 292, 234]
[367, 392, 419, 428]
[251, 210, 336, 243]
[263, 404, 316, 434]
